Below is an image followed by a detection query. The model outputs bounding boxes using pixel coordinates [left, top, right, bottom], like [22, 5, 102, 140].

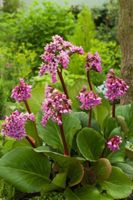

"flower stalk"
[112, 101, 116, 118]
[57, 69, 69, 99]
[26, 135, 36, 148]
[87, 71, 93, 127]
[24, 100, 42, 146]
[59, 115, 69, 156]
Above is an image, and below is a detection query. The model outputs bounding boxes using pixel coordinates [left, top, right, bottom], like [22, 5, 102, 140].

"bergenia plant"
[0, 35, 133, 200]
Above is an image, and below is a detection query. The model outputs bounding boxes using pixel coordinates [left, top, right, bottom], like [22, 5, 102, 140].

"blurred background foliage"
[0, 0, 120, 118]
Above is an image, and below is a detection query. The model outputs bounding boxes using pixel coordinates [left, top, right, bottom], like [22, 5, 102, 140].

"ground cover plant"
[0, 35, 133, 200]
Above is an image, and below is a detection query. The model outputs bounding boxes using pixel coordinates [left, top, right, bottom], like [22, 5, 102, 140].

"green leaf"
[106, 143, 125, 163]
[75, 185, 101, 200]
[103, 117, 118, 139]
[37, 112, 81, 153]
[73, 112, 101, 132]
[116, 116, 128, 135]
[52, 172, 66, 188]
[99, 194, 113, 200]
[42, 172, 67, 193]
[94, 99, 110, 128]
[28, 83, 44, 114]
[101, 167, 133, 199]
[35, 149, 84, 187]
[64, 186, 101, 200]
[115, 162, 133, 179]
[64, 188, 79, 200]
[0, 147, 51, 192]
[25, 120, 42, 147]
[109, 127, 122, 137]
[77, 128, 105, 161]
[92, 158, 112, 181]
[116, 103, 133, 138]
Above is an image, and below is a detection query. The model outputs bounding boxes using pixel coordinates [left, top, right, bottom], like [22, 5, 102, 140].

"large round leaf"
[77, 128, 105, 161]
[92, 158, 112, 181]
[103, 117, 118, 139]
[116, 103, 133, 138]
[73, 112, 101, 132]
[93, 99, 110, 128]
[115, 162, 133, 179]
[0, 147, 51, 192]
[37, 112, 81, 153]
[101, 167, 133, 199]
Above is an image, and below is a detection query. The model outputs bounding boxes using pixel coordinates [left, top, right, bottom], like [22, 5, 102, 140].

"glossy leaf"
[101, 167, 133, 199]
[94, 99, 110, 128]
[116, 116, 128, 135]
[35, 149, 84, 187]
[37, 112, 81, 153]
[28, 83, 46, 114]
[75, 185, 101, 200]
[106, 143, 125, 163]
[103, 117, 118, 139]
[115, 162, 133, 179]
[74, 112, 101, 132]
[64, 186, 101, 200]
[42, 172, 67, 193]
[116, 103, 133, 138]
[77, 128, 105, 161]
[92, 158, 112, 181]
[64, 188, 79, 200]
[25, 120, 42, 147]
[0, 147, 51, 192]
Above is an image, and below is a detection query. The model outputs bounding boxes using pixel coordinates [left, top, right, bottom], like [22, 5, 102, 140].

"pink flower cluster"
[77, 87, 102, 110]
[11, 79, 32, 102]
[86, 52, 102, 72]
[41, 86, 72, 126]
[107, 135, 122, 151]
[39, 35, 84, 83]
[2, 111, 35, 140]
[105, 69, 129, 101]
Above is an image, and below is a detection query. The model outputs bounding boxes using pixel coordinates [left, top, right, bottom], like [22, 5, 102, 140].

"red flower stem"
[87, 70, 93, 91]
[57, 69, 69, 99]
[112, 101, 116, 118]
[88, 108, 92, 128]
[26, 135, 36, 148]
[59, 115, 69, 156]
[24, 100, 42, 146]
[24, 100, 31, 113]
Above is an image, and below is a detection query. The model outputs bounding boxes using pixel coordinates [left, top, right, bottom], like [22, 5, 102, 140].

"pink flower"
[105, 69, 129, 101]
[107, 135, 122, 151]
[41, 86, 72, 126]
[11, 79, 32, 102]
[77, 87, 102, 110]
[1, 111, 35, 140]
[39, 35, 84, 83]
[86, 52, 102, 72]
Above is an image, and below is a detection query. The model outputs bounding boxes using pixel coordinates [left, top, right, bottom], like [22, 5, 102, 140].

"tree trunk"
[118, 0, 133, 104]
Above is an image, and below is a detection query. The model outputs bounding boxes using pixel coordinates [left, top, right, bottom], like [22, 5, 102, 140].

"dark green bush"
[15, 1, 75, 55]
[92, 0, 119, 41]
[69, 6, 95, 52]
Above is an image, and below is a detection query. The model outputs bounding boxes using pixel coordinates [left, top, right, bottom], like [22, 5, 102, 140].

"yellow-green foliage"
[69, 6, 95, 52]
